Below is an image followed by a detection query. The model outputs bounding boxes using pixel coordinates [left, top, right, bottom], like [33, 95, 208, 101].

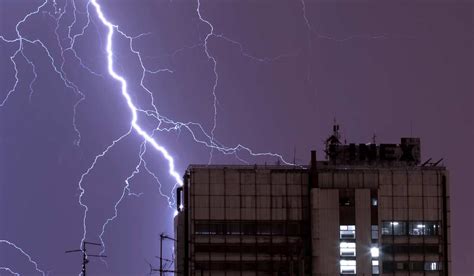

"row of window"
[340, 225, 380, 240]
[339, 197, 378, 207]
[382, 244, 439, 255]
[341, 260, 441, 274]
[194, 244, 302, 254]
[340, 225, 356, 239]
[194, 221, 304, 236]
[340, 260, 379, 275]
[381, 221, 440, 236]
[339, 242, 379, 258]
[383, 261, 442, 272]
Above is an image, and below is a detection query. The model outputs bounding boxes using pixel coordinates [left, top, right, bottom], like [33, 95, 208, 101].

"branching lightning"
[0, 267, 20, 276]
[0, 240, 45, 276]
[196, 0, 219, 164]
[0, 0, 361, 273]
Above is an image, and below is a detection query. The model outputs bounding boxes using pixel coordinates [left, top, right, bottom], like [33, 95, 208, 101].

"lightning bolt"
[0, 240, 45, 276]
[0, 267, 20, 276]
[2, 0, 294, 273]
[196, 0, 220, 164]
[81, 0, 295, 266]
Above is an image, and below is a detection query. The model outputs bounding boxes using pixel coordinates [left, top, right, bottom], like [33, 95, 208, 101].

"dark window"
[382, 261, 442, 273]
[382, 244, 439, 255]
[382, 261, 409, 272]
[241, 223, 256, 235]
[382, 261, 395, 273]
[226, 222, 240, 235]
[340, 197, 352, 206]
[410, 262, 424, 271]
[257, 224, 272, 235]
[194, 222, 210, 234]
[287, 222, 301, 236]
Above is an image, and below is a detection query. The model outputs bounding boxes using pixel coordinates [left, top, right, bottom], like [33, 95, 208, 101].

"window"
[257, 224, 272, 235]
[340, 242, 356, 257]
[371, 198, 378, 206]
[382, 244, 439, 255]
[425, 262, 442, 271]
[372, 260, 379, 275]
[340, 260, 356, 274]
[194, 222, 210, 235]
[409, 221, 439, 236]
[340, 197, 352, 206]
[226, 222, 241, 235]
[383, 261, 440, 273]
[381, 221, 407, 235]
[287, 222, 301, 236]
[241, 222, 256, 235]
[382, 261, 395, 273]
[371, 225, 379, 240]
[370, 245, 379, 258]
[340, 225, 356, 239]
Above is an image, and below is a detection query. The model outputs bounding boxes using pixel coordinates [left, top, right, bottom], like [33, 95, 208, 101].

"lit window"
[381, 221, 407, 235]
[371, 198, 378, 206]
[340, 225, 356, 239]
[340, 242, 356, 257]
[371, 225, 379, 240]
[372, 260, 379, 274]
[409, 221, 439, 236]
[340, 260, 356, 274]
[424, 261, 442, 271]
[371, 246, 380, 258]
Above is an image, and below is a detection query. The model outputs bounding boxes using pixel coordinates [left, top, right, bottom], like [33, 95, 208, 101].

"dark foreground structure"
[175, 127, 451, 275]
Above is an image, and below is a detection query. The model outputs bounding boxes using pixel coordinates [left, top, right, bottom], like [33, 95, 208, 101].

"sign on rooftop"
[327, 138, 421, 166]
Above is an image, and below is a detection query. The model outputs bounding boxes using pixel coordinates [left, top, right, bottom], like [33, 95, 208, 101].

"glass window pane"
[372, 260, 380, 274]
[340, 225, 356, 239]
[424, 262, 442, 271]
[382, 221, 407, 235]
[340, 242, 356, 257]
[340, 260, 356, 274]
[409, 221, 425, 235]
[371, 225, 379, 240]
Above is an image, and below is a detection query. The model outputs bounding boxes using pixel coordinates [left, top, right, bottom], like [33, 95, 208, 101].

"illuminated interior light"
[370, 247, 379, 258]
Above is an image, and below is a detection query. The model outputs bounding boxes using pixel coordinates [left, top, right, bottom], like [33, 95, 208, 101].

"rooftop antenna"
[432, 158, 443, 167]
[324, 119, 341, 158]
[372, 133, 377, 144]
[421, 158, 432, 167]
[158, 233, 178, 276]
[65, 241, 107, 276]
[333, 118, 341, 141]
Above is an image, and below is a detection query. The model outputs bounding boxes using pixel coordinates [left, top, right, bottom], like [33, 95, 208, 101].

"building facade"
[175, 131, 451, 276]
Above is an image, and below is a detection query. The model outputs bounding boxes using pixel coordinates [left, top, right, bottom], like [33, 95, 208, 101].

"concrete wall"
[311, 188, 339, 276]
[355, 189, 371, 275]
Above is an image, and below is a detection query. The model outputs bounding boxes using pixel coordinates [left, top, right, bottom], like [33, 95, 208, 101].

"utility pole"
[66, 241, 107, 276]
[159, 233, 177, 276]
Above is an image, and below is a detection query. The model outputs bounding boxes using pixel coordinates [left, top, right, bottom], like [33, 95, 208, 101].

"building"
[175, 127, 451, 275]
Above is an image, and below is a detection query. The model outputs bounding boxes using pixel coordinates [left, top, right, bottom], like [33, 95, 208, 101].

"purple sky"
[1, 0, 473, 274]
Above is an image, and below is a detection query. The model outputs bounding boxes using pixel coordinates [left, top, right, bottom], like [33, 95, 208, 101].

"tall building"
[175, 127, 451, 275]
